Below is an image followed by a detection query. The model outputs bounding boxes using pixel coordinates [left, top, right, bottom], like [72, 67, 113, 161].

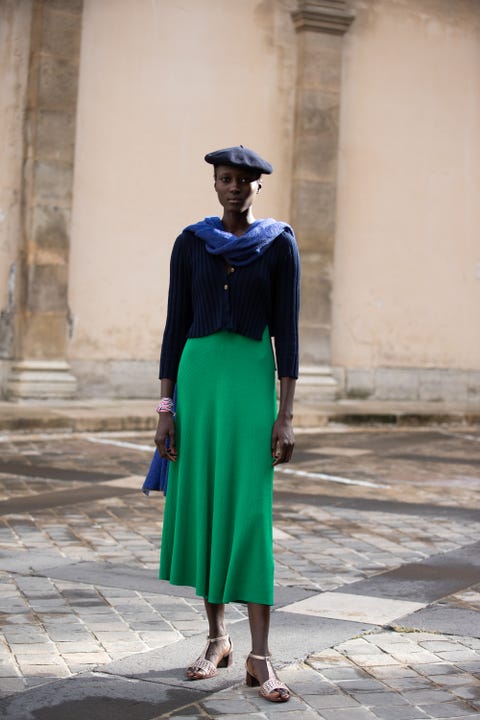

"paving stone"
[201, 698, 258, 714]
[321, 667, 373, 681]
[436, 650, 479, 662]
[398, 606, 480, 639]
[419, 640, 464, 652]
[412, 663, 466, 677]
[14, 662, 70, 677]
[461, 639, 480, 650]
[281, 591, 425, 625]
[366, 666, 420, 680]
[278, 663, 336, 693]
[9, 642, 56, 656]
[60, 652, 111, 664]
[308, 649, 358, 669]
[401, 688, 457, 704]
[2, 630, 49, 644]
[332, 638, 375, 655]
[0, 662, 20, 677]
[100, 642, 147, 654]
[348, 690, 409, 706]
[419, 701, 479, 717]
[454, 662, 480, 674]
[2, 427, 480, 717]
[370, 706, 430, 720]
[248, 695, 308, 714]
[55, 641, 102, 653]
[285, 678, 337, 695]
[452, 685, 480, 701]
[336, 679, 391, 692]
[302, 693, 361, 709]
[380, 677, 436, 691]
[13, 653, 62, 668]
[318, 707, 379, 720]
[388, 648, 442, 664]
[433, 674, 479, 688]
[89, 631, 137, 642]
[347, 654, 400, 667]
[81, 620, 129, 631]
[0, 678, 26, 697]
[46, 628, 94, 642]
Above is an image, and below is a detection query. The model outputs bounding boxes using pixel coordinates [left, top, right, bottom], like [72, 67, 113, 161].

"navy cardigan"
[159, 228, 300, 380]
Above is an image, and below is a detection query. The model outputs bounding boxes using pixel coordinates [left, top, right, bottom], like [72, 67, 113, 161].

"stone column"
[7, 0, 83, 398]
[290, 1, 354, 401]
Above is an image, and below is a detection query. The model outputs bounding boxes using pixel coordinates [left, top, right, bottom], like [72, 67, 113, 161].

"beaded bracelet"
[156, 397, 174, 415]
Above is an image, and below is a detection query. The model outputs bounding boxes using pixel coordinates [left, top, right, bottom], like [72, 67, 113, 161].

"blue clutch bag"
[142, 448, 169, 496]
[142, 386, 176, 496]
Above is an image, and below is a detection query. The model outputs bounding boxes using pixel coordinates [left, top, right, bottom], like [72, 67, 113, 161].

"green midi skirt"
[159, 328, 277, 605]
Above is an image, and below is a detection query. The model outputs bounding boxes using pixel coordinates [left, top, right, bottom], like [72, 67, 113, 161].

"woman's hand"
[271, 415, 294, 465]
[154, 413, 177, 462]
[271, 377, 296, 465]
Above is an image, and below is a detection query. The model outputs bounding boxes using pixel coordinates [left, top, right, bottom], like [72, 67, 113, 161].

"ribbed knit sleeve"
[159, 233, 193, 381]
[270, 231, 300, 379]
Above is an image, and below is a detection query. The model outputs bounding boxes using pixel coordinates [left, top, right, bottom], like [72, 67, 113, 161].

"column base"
[6, 360, 78, 399]
[296, 364, 338, 402]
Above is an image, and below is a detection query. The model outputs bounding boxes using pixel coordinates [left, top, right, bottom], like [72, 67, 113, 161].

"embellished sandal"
[245, 653, 290, 703]
[186, 634, 233, 680]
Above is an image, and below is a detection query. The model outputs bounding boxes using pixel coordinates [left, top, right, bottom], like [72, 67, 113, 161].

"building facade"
[1, 0, 479, 403]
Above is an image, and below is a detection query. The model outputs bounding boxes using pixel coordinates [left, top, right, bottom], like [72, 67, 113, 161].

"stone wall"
[66, 0, 298, 380]
[337, 368, 480, 403]
[0, 1, 32, 382]
[332, 0, 480, 377]
[3, 0, 82, 398]
[1, 0, 479, 402]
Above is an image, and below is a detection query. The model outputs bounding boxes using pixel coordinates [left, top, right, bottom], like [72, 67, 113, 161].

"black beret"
[204, 145, 273, 175]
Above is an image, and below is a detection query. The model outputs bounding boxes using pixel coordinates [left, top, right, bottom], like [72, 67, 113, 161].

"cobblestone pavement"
[0, 425, 479, 718]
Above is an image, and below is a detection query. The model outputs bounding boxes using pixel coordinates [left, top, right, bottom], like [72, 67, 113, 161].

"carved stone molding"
[292, 0, 354, 35]
[290, 1, 355, 399]
[5, 0, 83, 399]
[7, 361, 77, 400]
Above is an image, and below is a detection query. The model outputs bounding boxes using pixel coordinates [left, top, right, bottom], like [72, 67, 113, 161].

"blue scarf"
[186, 216, 293, 266]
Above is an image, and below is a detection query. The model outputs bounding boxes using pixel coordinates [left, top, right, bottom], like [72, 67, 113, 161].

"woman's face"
[214, 165, 261, 213]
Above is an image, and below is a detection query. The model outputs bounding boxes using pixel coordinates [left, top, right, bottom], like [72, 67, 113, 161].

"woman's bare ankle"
[208, 629, 227, 640]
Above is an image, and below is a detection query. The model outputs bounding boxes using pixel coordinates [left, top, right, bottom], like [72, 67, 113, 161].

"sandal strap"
[247, 654, 290, 699]
[249, 653, 271, 660]
[190, 656, 217, 675]
[208, 634, 229, 642]
[260, 677, 290, 697]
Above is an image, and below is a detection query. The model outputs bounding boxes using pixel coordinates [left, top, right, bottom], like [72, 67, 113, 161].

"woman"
[154, 145, 300, 703]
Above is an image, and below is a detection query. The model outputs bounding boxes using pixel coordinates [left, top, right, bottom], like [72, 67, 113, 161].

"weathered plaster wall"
[332, 0, 480, 373]
[54, 0, 480, 399]
[68, 0, 297, 393]
[0, 1, 32, 371]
